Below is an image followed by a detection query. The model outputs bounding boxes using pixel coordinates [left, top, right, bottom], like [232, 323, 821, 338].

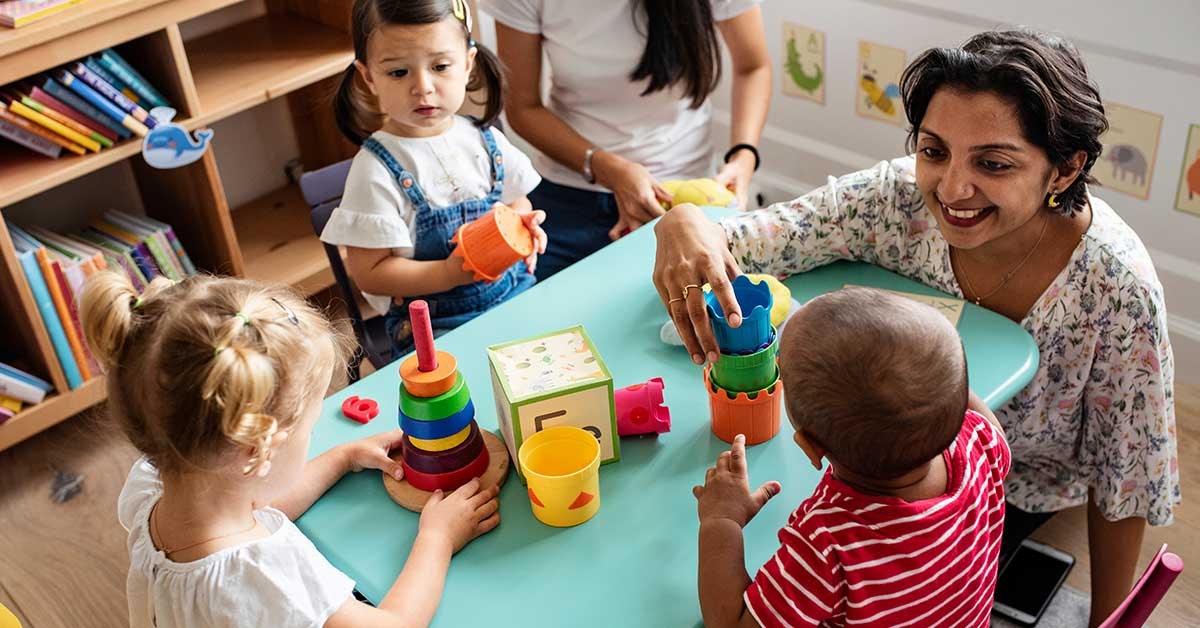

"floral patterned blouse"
[722, 156, 1179, 525]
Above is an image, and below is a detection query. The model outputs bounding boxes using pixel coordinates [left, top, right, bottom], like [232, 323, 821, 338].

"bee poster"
[1095, 102, 1163, 200]
[856, 41, 906, 126]
[783, 23, 825, 104]
[1175, 124, 1200, 216]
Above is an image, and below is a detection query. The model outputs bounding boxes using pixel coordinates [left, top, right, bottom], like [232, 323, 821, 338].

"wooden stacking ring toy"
[399, 350, 459, 397]
[399, 373, 471, 420]
[399, 399, 476, 440]
[401, 423, 485, 474]
[408, 424, 473, 452]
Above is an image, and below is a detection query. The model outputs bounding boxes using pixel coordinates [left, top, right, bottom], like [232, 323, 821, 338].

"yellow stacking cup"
[518, 426, 601, 527]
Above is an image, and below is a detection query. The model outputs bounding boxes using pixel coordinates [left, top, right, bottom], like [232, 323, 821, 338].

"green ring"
[399, 373, 471, 421]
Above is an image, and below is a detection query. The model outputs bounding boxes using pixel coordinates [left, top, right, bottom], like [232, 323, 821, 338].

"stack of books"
[0, 48, 170, 158]
[0, 0, 88, 29]
[0, 362, 53, 424]
[7, 211, 196, 390]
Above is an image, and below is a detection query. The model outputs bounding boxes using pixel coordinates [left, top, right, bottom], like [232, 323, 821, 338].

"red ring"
[401, 445, 490, 492]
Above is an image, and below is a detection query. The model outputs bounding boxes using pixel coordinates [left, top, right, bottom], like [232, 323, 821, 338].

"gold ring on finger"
[681, 284, 702, 299]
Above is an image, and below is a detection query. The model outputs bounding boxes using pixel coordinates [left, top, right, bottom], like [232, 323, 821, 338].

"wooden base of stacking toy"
[383, 430, 511, 512]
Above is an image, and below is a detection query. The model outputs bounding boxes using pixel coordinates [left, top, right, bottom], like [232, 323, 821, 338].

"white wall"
[707, 0, 1200, 382]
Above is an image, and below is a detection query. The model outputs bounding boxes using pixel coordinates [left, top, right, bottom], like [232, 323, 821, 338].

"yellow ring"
[407, 424, 472, 452]
[681, 284, 702, 299]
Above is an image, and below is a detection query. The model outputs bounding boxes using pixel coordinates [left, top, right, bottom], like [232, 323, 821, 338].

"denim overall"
[363, 127, 535, 359]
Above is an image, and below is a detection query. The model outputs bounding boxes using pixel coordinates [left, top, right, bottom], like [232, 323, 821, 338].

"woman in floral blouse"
[654, 30, 1177, 625]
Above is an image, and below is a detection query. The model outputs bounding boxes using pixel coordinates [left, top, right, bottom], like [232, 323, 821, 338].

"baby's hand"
[519, 209, 548, 274]
[692, 434, 781, 528]
[418, 478, 501, 553]
[341, 429, 406, 481]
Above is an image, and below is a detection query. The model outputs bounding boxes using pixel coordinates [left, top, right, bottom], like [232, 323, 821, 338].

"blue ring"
[400, 398, 475, 439]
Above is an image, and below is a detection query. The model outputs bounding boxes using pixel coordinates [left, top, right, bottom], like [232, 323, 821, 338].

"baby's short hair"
[779, 287, 967, 479]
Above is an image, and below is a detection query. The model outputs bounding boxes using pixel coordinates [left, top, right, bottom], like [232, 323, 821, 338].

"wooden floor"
[0, 359, 1194, 626]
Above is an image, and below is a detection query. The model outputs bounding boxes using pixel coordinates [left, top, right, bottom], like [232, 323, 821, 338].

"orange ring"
[399, 350, 458, 397]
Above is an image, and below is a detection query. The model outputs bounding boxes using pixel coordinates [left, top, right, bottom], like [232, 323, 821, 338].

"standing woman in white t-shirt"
[481, 0, 770, 279]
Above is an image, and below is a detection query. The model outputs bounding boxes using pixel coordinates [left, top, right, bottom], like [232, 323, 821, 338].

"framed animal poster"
[1175, 124, 1200, 216]
[856, 41, 906, 126]
[782, 22, 826, 104]
[1095, 102, 1163, 200]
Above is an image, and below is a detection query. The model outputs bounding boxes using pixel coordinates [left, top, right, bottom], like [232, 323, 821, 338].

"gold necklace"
[150, 501, 258, 556]
[430, 137, 463, 197]
[954, 215, 1050, 306]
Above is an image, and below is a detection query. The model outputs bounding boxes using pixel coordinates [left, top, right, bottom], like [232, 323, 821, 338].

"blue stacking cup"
[706, 275, 773, 353]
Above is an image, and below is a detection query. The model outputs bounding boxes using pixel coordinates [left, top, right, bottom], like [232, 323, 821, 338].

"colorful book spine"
[16, 249, 82, 389]
[98, 49, 168, 110]
[0, 362, 53, 392]
[83, 227, 153, 284]
[68, 233, 142, 290]
[50, 254, 96, 376]
[41, 77, 130, 139]
[121, 212, 196, 275]
[31, 86, 119, 143]
[0, 395, 21, 413]
[68, 63, 156, 129]
[7, 97, 100, 152]
[0, 102, 83, 155]
[0, 116, 62, 158]
[54, 70, 148, 137]
[0, 407, 12, 424]
[104, 212, 182, 280]
[83, 57, 140, 105]
[19, 95, 111, 149]
[36, 249, 91, 381]
[0, 372, 46, 404]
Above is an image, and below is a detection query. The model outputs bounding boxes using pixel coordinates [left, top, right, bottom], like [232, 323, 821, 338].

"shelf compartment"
[0, 377, 106, 452]
[232, 183, 334, 296]
[186, 14, 353, 128]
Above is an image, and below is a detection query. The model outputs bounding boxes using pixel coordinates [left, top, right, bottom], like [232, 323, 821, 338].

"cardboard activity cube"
[488, 325, 619, 481]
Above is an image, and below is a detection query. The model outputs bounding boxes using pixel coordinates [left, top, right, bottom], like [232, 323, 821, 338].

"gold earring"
[1047, 192, 1061, 208]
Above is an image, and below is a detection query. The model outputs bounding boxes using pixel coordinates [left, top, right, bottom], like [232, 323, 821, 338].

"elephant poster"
[1095, 102, 1163, 200]
[1175, 124, 1200, 216]
[782, 23, 826, 104]
[856, 41, 906, 126]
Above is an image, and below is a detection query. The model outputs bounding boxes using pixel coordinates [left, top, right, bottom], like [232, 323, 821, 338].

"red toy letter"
[341, 396, 380, 424]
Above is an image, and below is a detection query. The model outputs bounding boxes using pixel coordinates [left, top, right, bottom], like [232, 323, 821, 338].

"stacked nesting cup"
[704, 275, 784, 445]
[396, 301, 491, 491]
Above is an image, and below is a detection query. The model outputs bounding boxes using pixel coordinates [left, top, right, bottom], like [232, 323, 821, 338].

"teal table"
[297, 209, 1038, 626]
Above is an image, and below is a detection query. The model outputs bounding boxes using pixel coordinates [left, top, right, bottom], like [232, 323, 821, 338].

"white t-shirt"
[480, 0, 761, 190]
[118, 458, 355, 628]
[320, 116, 541, 314]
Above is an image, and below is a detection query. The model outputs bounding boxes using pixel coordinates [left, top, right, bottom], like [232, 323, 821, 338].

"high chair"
[1097, 543, 1183, 628]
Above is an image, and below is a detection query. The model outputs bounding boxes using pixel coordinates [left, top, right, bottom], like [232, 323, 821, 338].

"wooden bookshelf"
[233, 184, 333, 296]
[187, 14, 354, 127]
[0, 0, 358, 452]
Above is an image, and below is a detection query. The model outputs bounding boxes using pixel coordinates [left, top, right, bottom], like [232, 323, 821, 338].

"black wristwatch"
[724, 143, 760, 171]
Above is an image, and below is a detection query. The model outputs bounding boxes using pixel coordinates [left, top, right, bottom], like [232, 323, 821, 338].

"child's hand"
[518, 208, 548, 274]
[693, 434, 781, 528]
[418, 478, 501, 553]
[340, 429, 406, 481]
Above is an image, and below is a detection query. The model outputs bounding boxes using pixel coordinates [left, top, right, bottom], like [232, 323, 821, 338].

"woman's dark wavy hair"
[899, 29, 1108, 214]
[630, 0, 722, 109]
[335, 0, 504, 145]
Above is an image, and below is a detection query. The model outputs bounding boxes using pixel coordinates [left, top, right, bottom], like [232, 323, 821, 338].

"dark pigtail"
[467, 42, 506, 129]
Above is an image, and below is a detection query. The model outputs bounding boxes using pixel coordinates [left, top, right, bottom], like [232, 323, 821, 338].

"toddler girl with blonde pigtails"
[81, 273, 501, 628]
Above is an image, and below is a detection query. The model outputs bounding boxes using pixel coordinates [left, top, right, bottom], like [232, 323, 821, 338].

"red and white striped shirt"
[745, 410, 1011, 628]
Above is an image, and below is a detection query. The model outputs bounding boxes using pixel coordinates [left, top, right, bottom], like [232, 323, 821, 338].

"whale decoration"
[141, 107, 213, 169]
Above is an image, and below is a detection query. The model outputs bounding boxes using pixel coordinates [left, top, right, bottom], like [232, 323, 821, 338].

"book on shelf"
[0, 394, 21, 413]
[0, 113, 62, 158]
[27, 227, 99, 375]
[114, 210, 195, 276]
[88, 222, 160, 280]
[83, 57, 140, 106]
[7, 223, 83, 390]
[28, 84, 119, 143]
[0, 407, 13, 424]
[67, 63, 156, 129]
[0, 92, 101, 152]
[39, 77, 130, 140]
[0, 362, 51, 405]
[0, 101, 84, 155]
[53, 69, 148, 137]
[16, 92, 112, 148]
[104, 210, 184, 280]
[0, 0, 87, 29]
[97, 49, 168, 110]
[78, 229, 149, 289]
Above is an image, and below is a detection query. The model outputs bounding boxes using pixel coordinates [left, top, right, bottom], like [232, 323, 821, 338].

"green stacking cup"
[711, 330, 779, 393]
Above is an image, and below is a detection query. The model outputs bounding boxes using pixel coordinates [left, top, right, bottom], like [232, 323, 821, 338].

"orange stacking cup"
[451, 204, 534, 282]
[704, 365, 783, 445]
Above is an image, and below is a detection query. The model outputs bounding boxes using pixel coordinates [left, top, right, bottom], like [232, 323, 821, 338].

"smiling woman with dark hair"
[654, 29, 1177, 626]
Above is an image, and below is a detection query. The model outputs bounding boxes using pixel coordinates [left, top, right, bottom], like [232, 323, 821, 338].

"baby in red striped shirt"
[694, 287, 1011, 628]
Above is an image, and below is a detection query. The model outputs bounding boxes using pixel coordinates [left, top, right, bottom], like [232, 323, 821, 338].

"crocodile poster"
[1096, 102, 1162, 200]
[782, 23, 825, 104]
[1174, 124, 1200, 216]
[856, 41, 906, 126]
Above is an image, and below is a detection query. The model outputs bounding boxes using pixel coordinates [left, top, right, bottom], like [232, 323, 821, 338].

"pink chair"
[1098, 544, 1184, 628]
